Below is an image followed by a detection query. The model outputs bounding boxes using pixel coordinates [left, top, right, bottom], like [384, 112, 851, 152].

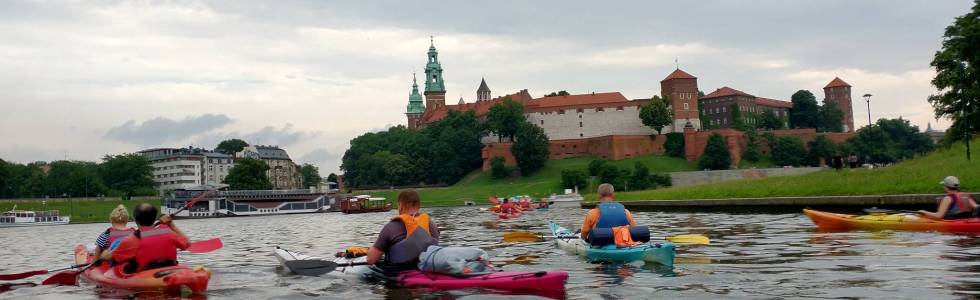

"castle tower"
[406, 73, 425, 129]
[823, 77, 854, 132]
[477, 78, 491, 101]
[423, 37, 447, 109]
[660, 68, 701, 132]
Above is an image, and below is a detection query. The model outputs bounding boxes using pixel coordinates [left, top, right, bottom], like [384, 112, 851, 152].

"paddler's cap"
[941, 176, 960, 188]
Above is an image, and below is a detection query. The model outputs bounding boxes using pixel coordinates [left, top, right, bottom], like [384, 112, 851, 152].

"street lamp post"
[863, 94, 873, 127]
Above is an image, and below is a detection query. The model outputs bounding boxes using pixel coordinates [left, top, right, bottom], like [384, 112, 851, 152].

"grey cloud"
[104, 114, 233, 146]
[194, 124, 323, 149]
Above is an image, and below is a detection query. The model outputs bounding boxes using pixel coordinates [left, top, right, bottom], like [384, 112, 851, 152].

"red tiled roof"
[420, 89, 534, 124]
[755, 97, 792, 109]
[702, 86, 754, 99]
[661, 68, 696, 82]
[824, 77, 851, 88]
[524, 92, 628, 109]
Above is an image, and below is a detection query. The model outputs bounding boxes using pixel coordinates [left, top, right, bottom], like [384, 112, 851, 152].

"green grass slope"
[0, 198, 162, 224]
[368, 155, 697, 206]
[608, 139, 980, 201]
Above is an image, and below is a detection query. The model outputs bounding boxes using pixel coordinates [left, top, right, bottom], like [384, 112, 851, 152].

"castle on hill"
[403, 38, 855, 168]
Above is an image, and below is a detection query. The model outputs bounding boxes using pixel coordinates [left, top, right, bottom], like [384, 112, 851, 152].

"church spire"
[424, 37, 445, 93]
[406, 72, 424, 115]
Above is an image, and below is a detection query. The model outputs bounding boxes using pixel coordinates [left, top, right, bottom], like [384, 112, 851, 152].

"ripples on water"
[2, 206, 980, 299]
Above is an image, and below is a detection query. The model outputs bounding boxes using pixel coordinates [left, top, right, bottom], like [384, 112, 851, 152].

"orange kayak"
[73, 244, 211, 294]
[803, 209, 980, 232]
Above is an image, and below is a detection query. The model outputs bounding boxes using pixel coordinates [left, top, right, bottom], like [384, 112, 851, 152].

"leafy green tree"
[598, 164, 628, 191]
[848, 118, 935, 164]
[817, 102, 845, 133]
[224, 158, 272, 190]
[99, 154, 155, 199]
[699, 133, 731, 170]
[806, 136, 837, 167]
[771, 136, 806, 167]
[511, 122, 549, 176]
[628, 162, 651, 190]
[699, 107, 716, 130]
[374, 151, 412, 186]
[216, 139, 249, 155]
[9, 162, 47, 198]
[758, 110, 784, 130]
[485, 96, 524, 141]
[742, 130, 763, 162]
[790, 90, 820, 128]
[650, 173, 672, 188]
[560, 169, 588, 190]
[587, 158, 607, 176]
[930, 1, 980, 159]
[730, 104, 749, 130]
[664, 132, 685, 158]
[299, 163, 321, 188]
[326, 173, 338, 183]
[639, 96, 673, 135]
[489, 157, 511, 179]
[544, 91, 571, 97]
[46, 160, 107, 197]
[0, 159, 10, 198]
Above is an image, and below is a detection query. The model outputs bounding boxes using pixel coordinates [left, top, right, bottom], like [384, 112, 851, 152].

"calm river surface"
[2, 206, 980, 299]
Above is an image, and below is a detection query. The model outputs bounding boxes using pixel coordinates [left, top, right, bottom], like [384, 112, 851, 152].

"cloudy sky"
[0, 0, 972, 174]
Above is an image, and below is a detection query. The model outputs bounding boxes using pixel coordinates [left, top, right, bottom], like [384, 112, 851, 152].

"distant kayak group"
[2, 176, 973, 297]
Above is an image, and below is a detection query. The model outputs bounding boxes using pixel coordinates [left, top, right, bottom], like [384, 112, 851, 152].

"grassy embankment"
[606, 139, 980, 201]
[366, 155, 699, 206]
[0, 197, 161, 224]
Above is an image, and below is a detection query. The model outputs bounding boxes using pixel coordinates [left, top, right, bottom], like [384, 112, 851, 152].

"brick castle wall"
[481, 134, 665, 171]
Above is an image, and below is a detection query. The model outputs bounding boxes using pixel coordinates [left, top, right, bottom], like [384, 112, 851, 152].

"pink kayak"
[383, 269, 567, 294]
[498, 212, 521, 219]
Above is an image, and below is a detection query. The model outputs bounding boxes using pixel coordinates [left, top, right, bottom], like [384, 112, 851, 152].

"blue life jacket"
[595, 202, 630, 229]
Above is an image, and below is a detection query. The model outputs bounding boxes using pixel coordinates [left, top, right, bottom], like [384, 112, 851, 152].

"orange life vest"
[386, 213, 436, 265]
[107, 227, 135, 249]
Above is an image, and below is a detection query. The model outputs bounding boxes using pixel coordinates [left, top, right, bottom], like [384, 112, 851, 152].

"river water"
[2, 206, 979, 299]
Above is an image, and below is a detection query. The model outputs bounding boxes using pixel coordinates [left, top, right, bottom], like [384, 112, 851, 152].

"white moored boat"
[0, 208, 70, 227]
[547, 188, 584, 207]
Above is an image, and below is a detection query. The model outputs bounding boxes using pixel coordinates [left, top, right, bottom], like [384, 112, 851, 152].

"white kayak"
[274, 246, 370, 277]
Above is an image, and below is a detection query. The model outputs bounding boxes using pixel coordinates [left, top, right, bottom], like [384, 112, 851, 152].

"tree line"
[341, 97, 550, 188]
[698, 118, 936, 170]
[0, 154, 155, 199]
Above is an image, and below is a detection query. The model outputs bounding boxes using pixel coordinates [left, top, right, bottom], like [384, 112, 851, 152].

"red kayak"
[392, 270, 567, 294]
[73, 244, 211, 294]
[498, 211, 521, 219]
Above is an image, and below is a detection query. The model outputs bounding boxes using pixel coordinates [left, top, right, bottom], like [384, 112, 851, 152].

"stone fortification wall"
[670, 167, 823, 187]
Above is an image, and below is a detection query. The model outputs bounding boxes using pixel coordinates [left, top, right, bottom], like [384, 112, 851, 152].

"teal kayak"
[548, 222, 675, 266]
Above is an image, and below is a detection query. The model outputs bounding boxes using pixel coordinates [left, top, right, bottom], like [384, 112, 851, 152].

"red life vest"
[107, 227, 134, 249]
[134, 225, 179, 269]
[500, 203, 516, 213]
[942, 192, 976, 219]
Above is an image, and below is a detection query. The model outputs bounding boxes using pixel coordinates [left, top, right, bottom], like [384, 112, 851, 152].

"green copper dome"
[407, 73, 425, 114]
[424, 37, 446, 92]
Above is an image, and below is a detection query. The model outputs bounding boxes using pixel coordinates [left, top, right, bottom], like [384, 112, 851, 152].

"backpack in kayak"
[418, 245, 490, 276]
[588, 226, 650, 247]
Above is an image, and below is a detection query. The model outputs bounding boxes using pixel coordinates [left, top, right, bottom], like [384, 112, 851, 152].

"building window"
[580, 133, 584, 137]
[540, 120, 544, 125]
[579, 122, 583, 127]
[596, 107, 604, 112]
[577, 108, 584, 113]
[616, 106, 624, 111]
[557, 110, 565, 114]
[683, 103, 689, 110]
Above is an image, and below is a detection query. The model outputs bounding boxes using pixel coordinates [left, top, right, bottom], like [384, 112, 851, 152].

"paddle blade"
[40, 271, 80, 286]
[283, 260, 338, 276]
[0, 270, 47, 281]
[186, 238, 223, 253]
[665, 234, 710, 245]
[503, 231, 543, 243]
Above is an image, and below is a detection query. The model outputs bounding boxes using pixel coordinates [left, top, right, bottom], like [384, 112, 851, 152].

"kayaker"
[918, 176, 977, 220]
[499, 197, 522, 214]
[111, 203, 191, 273]
[93, 204, 134, 262]
[580, 183, 636, 240]
[366, 189, 440, 267]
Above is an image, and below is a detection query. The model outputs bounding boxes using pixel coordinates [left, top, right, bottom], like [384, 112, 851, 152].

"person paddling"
[580, 183, 636, 240]
[110, 203, 191, 273]
[366, 189, 439, 267]
[93, 205, 134, 264]
[499, 197, 522, 215]
[918, 176, 977, 220]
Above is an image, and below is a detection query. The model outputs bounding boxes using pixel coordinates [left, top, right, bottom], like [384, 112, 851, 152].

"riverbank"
[587, 139, 977, 202]
[0, 198, 161, 224]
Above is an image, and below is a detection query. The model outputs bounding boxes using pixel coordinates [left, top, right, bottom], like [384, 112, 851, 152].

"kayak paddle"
[503, 231, 710, 245]
[283, 259, 371, 276]
[0, 263, 90, 281]
[40, 190, 218, 286]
